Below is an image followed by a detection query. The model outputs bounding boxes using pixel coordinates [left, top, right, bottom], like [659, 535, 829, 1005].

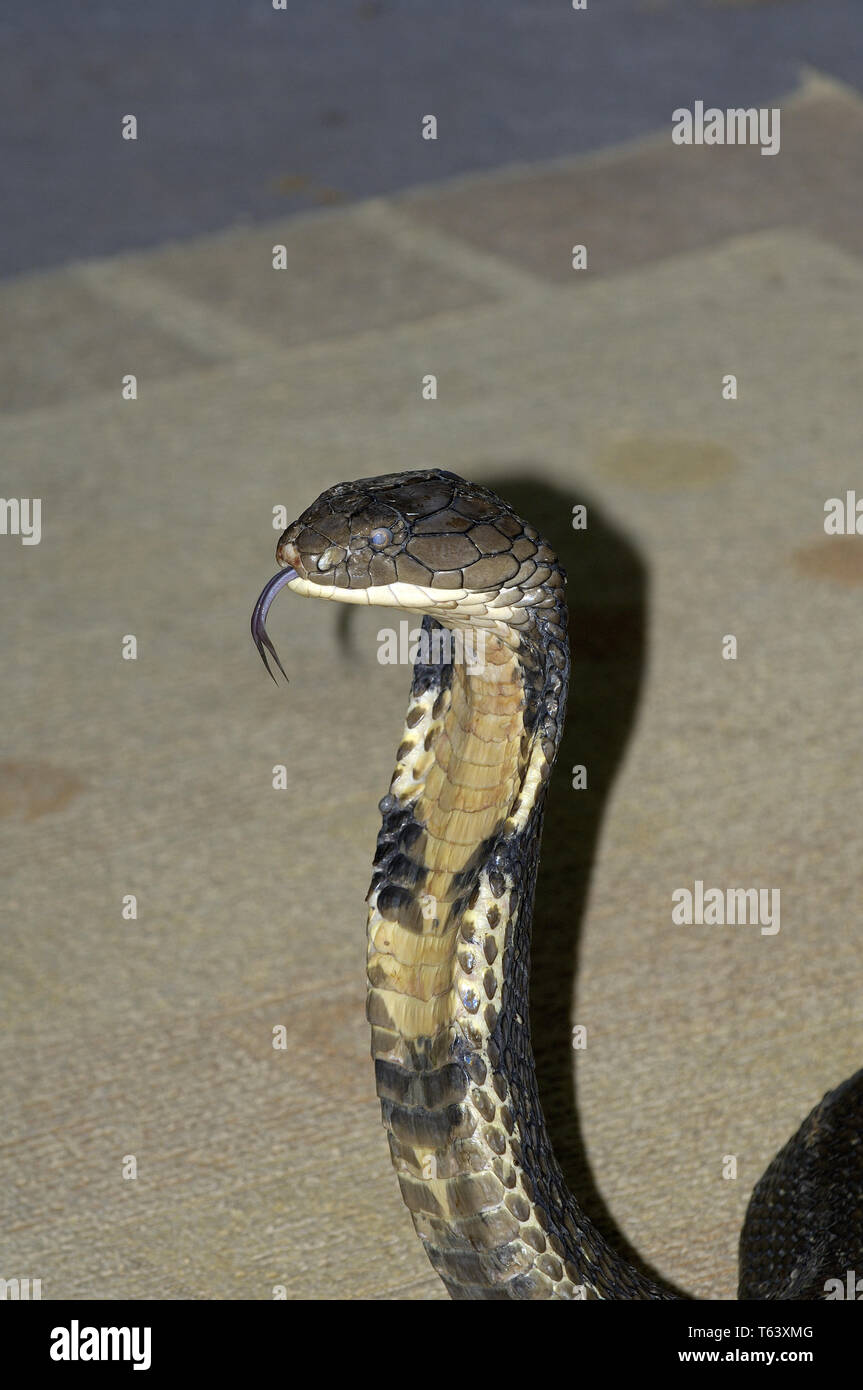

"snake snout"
[276, 536, 302, 572]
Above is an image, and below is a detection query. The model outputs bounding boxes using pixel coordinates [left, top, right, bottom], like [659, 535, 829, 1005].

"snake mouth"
[251, 567, 297, 684]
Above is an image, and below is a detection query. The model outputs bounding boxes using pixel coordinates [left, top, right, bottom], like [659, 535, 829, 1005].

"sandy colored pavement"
[1, 70, 862, 1300]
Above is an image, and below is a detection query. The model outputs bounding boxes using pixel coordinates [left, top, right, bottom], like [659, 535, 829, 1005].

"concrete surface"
[1, 56, 862, 1299]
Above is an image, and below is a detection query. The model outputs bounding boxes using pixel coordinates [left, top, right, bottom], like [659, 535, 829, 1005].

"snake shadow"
[486, 469, 686, 1298]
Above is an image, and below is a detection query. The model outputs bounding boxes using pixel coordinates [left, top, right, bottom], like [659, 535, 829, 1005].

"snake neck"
[365, 591, 670, 1300]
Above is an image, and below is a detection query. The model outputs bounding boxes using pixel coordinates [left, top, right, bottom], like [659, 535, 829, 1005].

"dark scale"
[408, 614, 456, 699]
[369, 801, 428, 906]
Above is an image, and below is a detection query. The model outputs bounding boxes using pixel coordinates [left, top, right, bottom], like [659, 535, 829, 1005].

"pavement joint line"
[795, 62, 863, 106]
[50, 63, 852, 313]
[0, 295, 535, 425]
[20, 63, 859, 414]
[4, 228, 856, 438]
[352, 198, 555, 305]
[350, 65, 844, 221]
[70, 258, 285, 363]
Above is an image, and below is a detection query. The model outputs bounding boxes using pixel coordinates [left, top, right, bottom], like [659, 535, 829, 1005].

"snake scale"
[252, 468, 863, 1300]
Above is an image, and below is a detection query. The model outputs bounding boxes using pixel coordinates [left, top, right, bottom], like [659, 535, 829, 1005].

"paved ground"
[2, 8, 863, 1302]
[3, 0, 863, 277]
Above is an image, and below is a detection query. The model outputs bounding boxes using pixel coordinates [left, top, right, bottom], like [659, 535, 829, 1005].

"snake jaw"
[251, 567, 297, 684]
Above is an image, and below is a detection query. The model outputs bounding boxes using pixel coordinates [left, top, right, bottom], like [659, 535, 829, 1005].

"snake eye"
[369, 527, 393, 550]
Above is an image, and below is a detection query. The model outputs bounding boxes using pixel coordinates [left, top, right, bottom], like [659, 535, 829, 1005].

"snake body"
[253, 468, 863, 1300]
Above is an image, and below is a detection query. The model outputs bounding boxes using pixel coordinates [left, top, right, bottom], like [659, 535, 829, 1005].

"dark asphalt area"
[2, 0, 861, 280]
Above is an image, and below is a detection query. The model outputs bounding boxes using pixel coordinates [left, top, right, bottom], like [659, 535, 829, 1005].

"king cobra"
[252, 468, 863, 1300]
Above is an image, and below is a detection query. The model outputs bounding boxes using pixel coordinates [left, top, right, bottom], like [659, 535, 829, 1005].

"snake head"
[274, 469, 538, 596]
[252, 468, 561, 679]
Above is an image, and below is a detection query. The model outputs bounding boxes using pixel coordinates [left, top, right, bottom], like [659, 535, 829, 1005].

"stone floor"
[1, 67, 862, 1300]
